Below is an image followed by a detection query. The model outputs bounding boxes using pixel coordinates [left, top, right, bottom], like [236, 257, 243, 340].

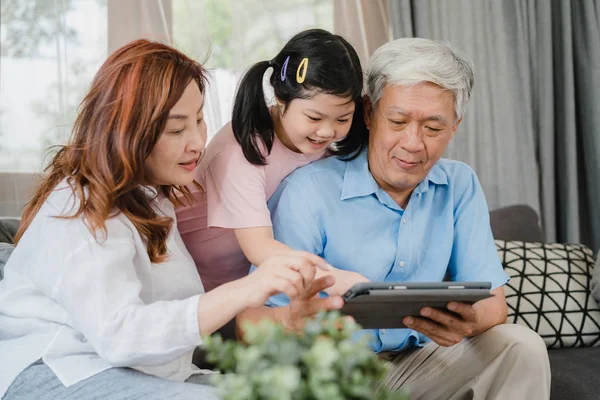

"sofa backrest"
[490, 204, 544, 243]
[0, 172, 39, 217]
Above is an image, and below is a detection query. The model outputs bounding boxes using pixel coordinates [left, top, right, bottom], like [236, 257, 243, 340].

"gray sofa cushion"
[490, 204, 544, 243]
[0, 220, 14, 243]
[0, 243, 14, 280]
[0, 218, 18, 280]
[0, 218, 19, 244]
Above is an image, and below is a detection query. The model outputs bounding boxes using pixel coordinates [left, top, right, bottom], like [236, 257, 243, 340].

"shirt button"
[399, 261, 406, 267]
[381, 329, 386, 335]
[417, 192, 422, 197]
[402, 217, 408, 224]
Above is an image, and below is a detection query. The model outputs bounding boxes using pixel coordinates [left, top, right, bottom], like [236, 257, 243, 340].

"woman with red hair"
[0, 40, 336, 399]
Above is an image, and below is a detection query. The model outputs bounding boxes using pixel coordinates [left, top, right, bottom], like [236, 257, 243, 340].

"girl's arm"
[204, 144, 367, 295]
[234, 226, 290, 266]
[234, 226, 368, 296]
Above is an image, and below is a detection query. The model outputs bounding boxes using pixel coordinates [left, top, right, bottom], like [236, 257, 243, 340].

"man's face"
[364, 82, 461, 202]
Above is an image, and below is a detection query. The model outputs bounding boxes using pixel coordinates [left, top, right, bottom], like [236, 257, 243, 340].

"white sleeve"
[54, 221, 202, 367]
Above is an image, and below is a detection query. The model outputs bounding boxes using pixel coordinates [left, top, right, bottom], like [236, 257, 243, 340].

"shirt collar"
[413, 162, 448, 194]
[140, 185, 159, 199]
[340, 148, 449, 200]
[340, 148, 380, 200]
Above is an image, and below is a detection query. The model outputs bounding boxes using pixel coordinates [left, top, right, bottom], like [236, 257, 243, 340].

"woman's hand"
[198, 251, 331, 337]
[239, 250, 332, 308]
[282, 274, 344, 333]
[235, 272, 345, 339]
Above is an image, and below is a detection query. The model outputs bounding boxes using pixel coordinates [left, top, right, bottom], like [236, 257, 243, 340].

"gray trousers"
[3, 360, 219, 400]
[383, 324, 551, 400]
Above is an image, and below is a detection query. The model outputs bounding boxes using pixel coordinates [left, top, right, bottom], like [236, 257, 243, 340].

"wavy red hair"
[15, 39, 207, 262]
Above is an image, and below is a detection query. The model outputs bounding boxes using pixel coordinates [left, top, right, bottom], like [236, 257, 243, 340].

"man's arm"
[404, 165, 509, 346]
[473, 286, 508, 331]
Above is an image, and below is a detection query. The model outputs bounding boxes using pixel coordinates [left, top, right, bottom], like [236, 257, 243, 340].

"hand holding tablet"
[341, 281, 493, 329]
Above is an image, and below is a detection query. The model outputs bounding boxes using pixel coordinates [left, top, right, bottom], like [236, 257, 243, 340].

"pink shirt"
[176, 122, 326, 291]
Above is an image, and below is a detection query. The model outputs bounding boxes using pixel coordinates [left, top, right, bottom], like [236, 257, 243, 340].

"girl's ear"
[274, 96, 287, 115]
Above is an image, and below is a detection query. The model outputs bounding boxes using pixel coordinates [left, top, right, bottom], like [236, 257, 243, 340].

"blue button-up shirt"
[255, 148, 509, 353]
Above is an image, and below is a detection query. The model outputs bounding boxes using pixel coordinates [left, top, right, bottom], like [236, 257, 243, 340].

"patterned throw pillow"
[495, 240, 600, 348]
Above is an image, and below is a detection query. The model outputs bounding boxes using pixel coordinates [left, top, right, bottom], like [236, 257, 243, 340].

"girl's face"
[274, 93, 355, 155]
[144, 81, 207, 187]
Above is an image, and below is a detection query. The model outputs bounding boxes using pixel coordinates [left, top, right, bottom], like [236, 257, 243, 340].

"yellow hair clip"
[296, 57, 308, 84]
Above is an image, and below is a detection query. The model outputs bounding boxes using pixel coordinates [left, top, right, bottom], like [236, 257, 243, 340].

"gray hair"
[366, 38, 474, 120]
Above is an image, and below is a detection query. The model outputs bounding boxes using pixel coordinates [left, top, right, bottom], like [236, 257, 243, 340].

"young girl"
[177, 29, 369, 294]
[0, 40, 333, 400]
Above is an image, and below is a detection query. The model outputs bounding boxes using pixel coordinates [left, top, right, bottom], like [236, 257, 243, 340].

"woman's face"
[144, 81, 207, 187]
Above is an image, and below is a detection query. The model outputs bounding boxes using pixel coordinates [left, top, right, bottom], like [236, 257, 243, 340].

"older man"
[241, 38, 551, 399]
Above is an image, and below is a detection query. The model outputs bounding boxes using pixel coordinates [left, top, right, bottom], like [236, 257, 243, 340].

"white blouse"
[0, 181, 209, 397]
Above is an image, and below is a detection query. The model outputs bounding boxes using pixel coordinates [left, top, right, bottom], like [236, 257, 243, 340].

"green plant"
[203, 312, 409, 400]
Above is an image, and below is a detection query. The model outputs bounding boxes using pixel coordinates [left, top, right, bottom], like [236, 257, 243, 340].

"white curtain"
[333, 0, 391, 68]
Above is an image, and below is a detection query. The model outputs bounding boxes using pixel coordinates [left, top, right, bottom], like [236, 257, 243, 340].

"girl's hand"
[323, 267, 370, 297]
[240, 251, 331, 308]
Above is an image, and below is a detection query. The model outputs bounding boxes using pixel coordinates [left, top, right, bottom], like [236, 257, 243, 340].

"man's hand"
[282, 275, 344, 333]
[403, 287, 508, 347]
[403, 302, 480, 347]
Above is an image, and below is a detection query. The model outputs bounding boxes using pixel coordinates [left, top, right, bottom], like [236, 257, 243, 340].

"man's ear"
[450, 116, 462, 139]
[363, 95, 373, 130]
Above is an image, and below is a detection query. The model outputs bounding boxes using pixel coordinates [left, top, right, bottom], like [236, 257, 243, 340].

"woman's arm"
[236, 274, 344, 339]
[197, 251, 331, 336]
[56, 214, 326, 367]
[56, 234, 203, 367]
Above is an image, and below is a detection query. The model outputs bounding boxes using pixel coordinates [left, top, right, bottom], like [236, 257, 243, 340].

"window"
[172, 0, 333, 139]
[0, 0, 332, 172]
[0, 0, 107, 172]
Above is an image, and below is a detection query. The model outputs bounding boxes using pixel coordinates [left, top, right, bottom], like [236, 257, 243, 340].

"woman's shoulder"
[43, 179, 85, 217]
[37, 179, 139, 242]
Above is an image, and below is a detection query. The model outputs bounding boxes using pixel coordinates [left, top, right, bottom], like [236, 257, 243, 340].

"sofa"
[489, 205, 600, 400]
[0, 218, 18, 280]
[1, 206, 599, 399]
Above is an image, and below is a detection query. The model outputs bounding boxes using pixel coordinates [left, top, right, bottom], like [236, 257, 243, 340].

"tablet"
[341, 281, 493, 329]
